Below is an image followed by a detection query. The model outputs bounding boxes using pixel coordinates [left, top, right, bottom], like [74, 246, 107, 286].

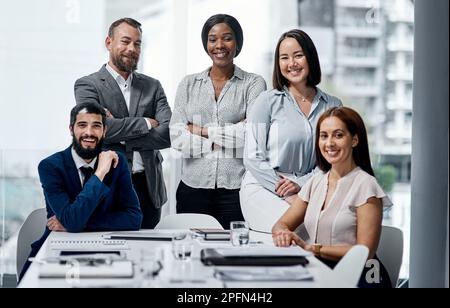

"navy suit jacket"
[20, 147, 142, 280]
[38, 146, 142, 232]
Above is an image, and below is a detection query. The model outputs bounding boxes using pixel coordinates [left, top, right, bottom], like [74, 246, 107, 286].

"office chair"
[154, 213, 223, 230]
[333, 244, 369, 287]
[16, 208, 47, 279]
[377, 225, 403, 287]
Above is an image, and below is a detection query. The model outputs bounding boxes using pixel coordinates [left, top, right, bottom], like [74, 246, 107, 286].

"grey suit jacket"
[74, 64, 172, 209]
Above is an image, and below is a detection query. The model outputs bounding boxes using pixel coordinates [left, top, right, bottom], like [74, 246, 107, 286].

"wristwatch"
[312, 243, 322, 256]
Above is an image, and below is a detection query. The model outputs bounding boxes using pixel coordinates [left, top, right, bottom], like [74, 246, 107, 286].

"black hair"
[273, 29, 321, 90]
[201, 14, 243, 57]
[70, 102, 107, 127]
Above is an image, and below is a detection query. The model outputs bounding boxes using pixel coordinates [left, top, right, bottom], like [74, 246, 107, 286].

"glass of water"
[230, 221, 250, 246]
[172, 232, 194, 261]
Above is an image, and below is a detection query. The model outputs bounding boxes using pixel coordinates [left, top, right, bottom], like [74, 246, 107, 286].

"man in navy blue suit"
[19, 102, 142, 280]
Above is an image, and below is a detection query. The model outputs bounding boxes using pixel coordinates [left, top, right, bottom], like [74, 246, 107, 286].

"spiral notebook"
[49, 239, 129, 251]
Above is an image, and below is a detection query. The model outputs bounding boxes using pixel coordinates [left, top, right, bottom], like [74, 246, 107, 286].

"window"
[1, 0, 414, 284]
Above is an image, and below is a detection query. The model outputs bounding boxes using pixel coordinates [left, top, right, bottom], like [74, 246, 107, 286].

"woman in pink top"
[272, 106, 392, 288]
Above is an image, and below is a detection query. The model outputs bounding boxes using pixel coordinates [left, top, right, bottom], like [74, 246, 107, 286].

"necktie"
[80, 167, 94, 186]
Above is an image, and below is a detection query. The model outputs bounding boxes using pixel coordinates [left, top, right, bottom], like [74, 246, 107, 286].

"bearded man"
[74, 18, 172, 229]
[19, 102, 142, 281]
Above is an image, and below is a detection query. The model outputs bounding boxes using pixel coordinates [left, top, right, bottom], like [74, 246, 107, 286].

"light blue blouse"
[244, 86, 342, 194]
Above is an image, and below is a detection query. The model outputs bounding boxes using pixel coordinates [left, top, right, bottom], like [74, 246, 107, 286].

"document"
[215, 246, 312, 257]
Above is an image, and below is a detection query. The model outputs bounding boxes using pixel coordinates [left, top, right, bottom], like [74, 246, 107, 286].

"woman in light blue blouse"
[170, 14, 266, 229]
[241, 29, 342, 232]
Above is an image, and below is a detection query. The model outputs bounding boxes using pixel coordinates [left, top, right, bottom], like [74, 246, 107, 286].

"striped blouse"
[170, 65, 267, 189]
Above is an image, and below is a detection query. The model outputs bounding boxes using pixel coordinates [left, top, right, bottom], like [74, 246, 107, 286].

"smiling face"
[318, 116, 359, 167]
[70, 112, 105, 160]
[207, 23, 237, 68]
[106, 22, 142, 74]
[278, 37, 310, 87]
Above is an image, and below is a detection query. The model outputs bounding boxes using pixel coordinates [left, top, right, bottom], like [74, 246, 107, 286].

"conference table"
[19, 230, 349, 288]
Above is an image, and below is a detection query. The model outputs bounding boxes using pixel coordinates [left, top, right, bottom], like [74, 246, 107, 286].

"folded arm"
[170, 77, 214, 157]
[74, 78, 151, 143]
[191, 76, 267, 149]
[125, 82, 172, 151]
[86, 157, 142, 231]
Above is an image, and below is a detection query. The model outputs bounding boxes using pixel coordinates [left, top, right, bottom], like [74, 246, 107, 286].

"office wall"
[0, 0, 106, 181]
[410, 0, 449, 288]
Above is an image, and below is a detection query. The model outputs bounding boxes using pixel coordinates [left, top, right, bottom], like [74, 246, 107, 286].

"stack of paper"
[215, 246, 312, 257]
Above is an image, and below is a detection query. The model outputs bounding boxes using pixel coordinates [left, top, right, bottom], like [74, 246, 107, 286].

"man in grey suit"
[74, 18, 171, 229]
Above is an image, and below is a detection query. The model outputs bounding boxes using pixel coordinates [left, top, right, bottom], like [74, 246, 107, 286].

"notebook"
[201, 247, 310, 266]
[49, 239, 129, 251]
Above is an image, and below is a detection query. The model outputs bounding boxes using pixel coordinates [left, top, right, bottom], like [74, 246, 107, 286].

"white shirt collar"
[71, 147, 97, 170]
[106, 63, 133, 86]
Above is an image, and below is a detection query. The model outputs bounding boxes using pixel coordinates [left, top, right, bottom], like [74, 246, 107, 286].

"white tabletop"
[19, 230, 348, 288]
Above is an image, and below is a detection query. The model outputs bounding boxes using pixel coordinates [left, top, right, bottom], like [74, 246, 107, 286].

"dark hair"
[108, 17, 142, 38]
[70, 102, 107, 127]
[201, 14, 243, 57]
[272, 29, 321, 90]
[315, 106, 374, 176]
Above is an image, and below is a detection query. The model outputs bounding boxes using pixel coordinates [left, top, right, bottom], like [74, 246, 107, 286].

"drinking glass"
[172, 232, 194, 261]
[230, 221, 250, 246]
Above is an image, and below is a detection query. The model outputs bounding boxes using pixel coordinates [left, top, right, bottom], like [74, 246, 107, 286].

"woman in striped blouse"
[170, 14, 266, 229]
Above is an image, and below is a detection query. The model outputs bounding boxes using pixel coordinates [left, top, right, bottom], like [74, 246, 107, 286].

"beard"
[72, 135, 104, 160]
[112, 52, 139, 73]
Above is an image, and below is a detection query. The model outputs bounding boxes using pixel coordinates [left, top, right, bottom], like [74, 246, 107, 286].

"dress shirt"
[105, 63, 149, 173]
[71, 147, 97, 187]
[244, 86, 342, 193]
[170, 65, 267, 189]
